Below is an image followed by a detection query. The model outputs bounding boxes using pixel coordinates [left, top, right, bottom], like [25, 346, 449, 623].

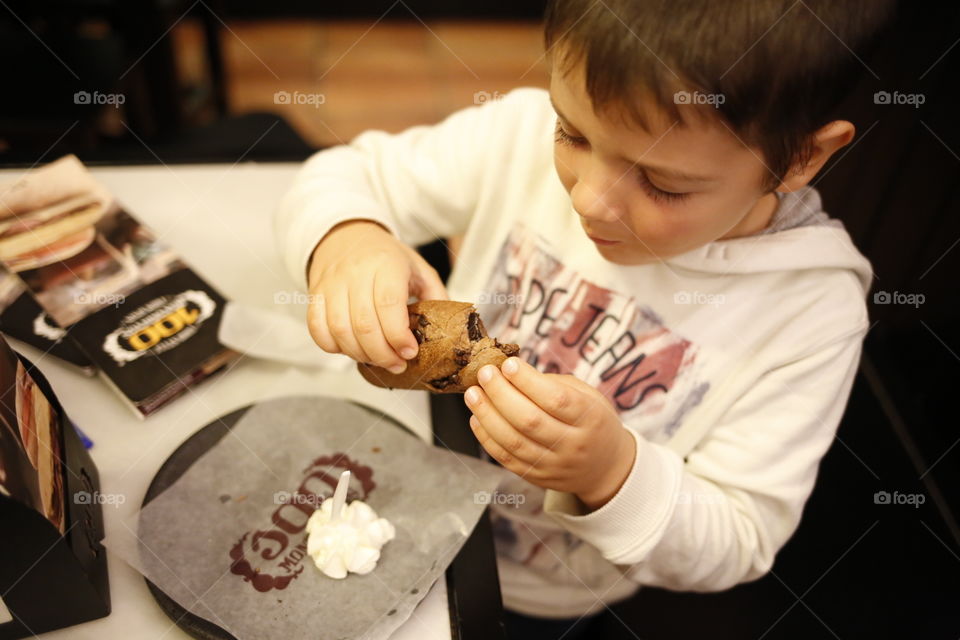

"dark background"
[1, 1, 958, 639]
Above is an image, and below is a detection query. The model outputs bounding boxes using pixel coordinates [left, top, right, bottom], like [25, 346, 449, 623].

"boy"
[276, 0, 894, 636]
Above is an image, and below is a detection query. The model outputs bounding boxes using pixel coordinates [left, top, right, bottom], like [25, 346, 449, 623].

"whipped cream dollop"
[305, 499, 396, 579]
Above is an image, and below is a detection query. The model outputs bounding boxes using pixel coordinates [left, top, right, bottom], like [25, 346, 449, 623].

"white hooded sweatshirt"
[275, 88, 872, 618]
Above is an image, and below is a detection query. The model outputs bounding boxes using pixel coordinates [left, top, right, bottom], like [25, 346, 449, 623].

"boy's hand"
[306, 220, 448, 373]
[464, 357, 636, 511]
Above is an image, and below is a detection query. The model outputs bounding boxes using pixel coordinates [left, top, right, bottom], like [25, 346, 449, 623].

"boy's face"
[550, 60, 779, 265]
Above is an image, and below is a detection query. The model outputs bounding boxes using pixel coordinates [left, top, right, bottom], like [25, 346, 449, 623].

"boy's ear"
[775, 120, 855, 193]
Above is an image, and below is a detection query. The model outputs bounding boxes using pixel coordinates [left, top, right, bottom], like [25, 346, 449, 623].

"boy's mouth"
[587, 234, 621, 246]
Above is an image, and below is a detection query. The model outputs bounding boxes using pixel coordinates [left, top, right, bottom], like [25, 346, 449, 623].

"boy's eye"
[636, 169, 690, 204]
[554, 118, 691, 205]
[554, 121, 588, 148]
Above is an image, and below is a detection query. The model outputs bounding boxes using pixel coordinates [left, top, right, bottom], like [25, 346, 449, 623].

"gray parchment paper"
[105, 395, 503, 640]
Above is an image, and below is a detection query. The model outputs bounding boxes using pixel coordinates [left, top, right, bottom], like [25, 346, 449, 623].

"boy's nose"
[570, 179, 623, 224]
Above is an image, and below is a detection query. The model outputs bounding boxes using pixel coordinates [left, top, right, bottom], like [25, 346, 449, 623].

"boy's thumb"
[412, 264, 449, 301]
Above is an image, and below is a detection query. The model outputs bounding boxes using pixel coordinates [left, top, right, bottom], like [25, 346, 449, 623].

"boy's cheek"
[628, 206, 722, 256]
[552, 149, 578, 193]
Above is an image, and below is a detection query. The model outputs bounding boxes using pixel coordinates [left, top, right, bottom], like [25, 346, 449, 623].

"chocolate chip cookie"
[357, 300, 519, 394]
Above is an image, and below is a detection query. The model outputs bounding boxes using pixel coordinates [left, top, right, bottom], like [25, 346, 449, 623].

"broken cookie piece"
[357, 300, 520, 394]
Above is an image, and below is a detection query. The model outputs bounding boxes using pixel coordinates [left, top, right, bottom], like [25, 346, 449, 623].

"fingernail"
[400, 347, 417, 359]
[465, 387, 479, 404]
[502, 358, 519, 375]
[388, 363, 406, 374]
[477, 365, 494, 384]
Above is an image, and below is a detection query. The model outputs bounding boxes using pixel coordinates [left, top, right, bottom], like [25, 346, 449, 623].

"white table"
[1, 162, 452, 640]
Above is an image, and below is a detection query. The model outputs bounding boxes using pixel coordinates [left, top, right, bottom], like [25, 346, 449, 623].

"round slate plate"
[141, 399, 411, 640]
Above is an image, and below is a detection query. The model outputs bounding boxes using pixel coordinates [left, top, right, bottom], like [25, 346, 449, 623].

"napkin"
[218, 301, 352, 370]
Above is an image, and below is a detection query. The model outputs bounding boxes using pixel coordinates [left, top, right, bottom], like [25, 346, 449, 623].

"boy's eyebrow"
[550, 95, 718, 185]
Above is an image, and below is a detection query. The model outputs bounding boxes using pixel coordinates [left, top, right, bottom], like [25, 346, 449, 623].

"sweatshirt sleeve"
[543, 328, 865, 592]
[273, 88, 551, 291]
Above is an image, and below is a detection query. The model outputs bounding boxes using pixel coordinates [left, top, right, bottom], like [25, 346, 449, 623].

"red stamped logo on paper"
[228, 453, 376, 592]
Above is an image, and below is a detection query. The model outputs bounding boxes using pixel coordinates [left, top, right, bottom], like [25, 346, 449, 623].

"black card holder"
[0, 354, 110, 639]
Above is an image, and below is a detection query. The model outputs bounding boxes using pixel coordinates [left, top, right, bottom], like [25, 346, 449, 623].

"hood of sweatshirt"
[664, 186, 873, 295]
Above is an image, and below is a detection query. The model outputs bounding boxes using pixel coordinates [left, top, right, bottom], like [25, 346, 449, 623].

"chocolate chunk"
[412, 313, 430, 344]
[454, 348, 471, 366]
[498, 342, 520, 357]
[467, 312, 483, 341]
[428, 373, 460, 390]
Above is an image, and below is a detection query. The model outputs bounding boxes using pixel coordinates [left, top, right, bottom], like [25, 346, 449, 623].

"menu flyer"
[0, 156, 238, 416]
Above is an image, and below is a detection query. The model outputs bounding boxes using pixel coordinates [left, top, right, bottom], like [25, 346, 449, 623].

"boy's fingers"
[469, 414, 515, 467]
[348, 277, 406, 372]
[474, 364, 565, 448]
[469, 416, 539, 481]
[373, 267, 418, 361]
[468, 411, 546, 474]
[421, 280, 449, 302]
[500, 357, 585, 424]
[465, 386, 551, 465]
[326, 284, 372, 364]
[410, 254, 449, 301]
[306, 290, 339, 354]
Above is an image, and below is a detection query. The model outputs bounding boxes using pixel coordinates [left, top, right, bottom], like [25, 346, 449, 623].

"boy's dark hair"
[545, 0, 895, 189]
